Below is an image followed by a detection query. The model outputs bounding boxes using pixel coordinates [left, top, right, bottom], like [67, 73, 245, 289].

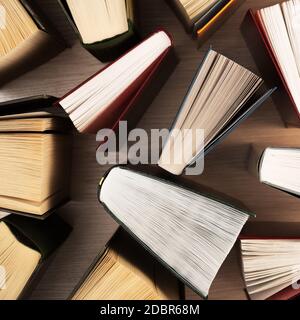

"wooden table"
[1, 0, 299, 300]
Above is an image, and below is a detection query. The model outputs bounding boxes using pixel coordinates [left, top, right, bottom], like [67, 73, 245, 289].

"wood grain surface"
[0, 0, 299, 300]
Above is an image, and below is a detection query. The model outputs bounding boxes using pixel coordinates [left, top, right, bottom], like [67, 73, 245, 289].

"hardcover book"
[242, 1, 300, 126]
[0, 0, 65, 85]
[58, 0, 139, 62]
[97, 166, 254, 299]
[158, 49, 275, 175]
[166, 0, 244, 43]
[240, 236, 300, 300]
[58, 30, 177, 134]
[0, 214, 71, 300]
[71, 228, 182, 300]
[248, 145, 300, 198]
[0, 95, 72, 218]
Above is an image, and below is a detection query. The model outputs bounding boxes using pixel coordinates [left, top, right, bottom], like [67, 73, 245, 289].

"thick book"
[166, 0, 243, 42]
[242, 3, 300, 127]
[97, 166, 254, 299]
[158, 48, 276, 175]
[240, 236, 300, 300]
[0, 214, 71, 300]
[0, 96, 72, 219]
[247, 145, 300, 198]
[58, 0, 139, 62]
[71, 228, 183, 300]
[0, 0, 65, 86]
[57, 30, 177, 134]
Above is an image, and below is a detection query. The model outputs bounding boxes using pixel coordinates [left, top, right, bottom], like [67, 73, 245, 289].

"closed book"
[97, 166, 254, 299]
[242, 8, 300, 127]
[57, 0, 139, 62]
[0, 214, 71, 300]
[0, 0, 65, 86]
[0, 96, 72, 219]
[70, 228, 183, 300]
[57, 30, 177, 134]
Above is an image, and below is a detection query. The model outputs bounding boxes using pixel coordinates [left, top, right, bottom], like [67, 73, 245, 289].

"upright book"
[248, 145, 300, 198]
[0, 214, 71, 300]
[58, 0, 139, 62]
[158, 49, 275, 175]
[244, 0, 300, 126]
[98, 166, 254, 298]
[71, 228, 182, 300]
[166, 0, 243, 42]
[0, 95, 72, 218]
[58, 30, 177, 134]
[0, 0, 65, 85]
[240, 237, 300, 300]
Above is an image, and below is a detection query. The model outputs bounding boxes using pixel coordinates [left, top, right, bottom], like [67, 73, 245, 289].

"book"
[58, 0, 139, 62]
[71, 228, 182, 300]
[248, 145, 300, 198]
[244, 1, 300, 126]
[158, 49, 275, 175]
[166, 0, 243, 41]
[0, 96, 72, 218]
[58, 30, 176, 134]
[0, 0, 65, 85]
[240, 237, 300, 300]
[0, 214, 71, 300]
[97, 166, 254, 298]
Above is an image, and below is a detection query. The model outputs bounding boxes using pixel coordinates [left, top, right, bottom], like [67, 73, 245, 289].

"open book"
[0, 214, 71, 300]
[254, 0, 300, 118]
[0, 0, 64, 84]
[259, 147, 300, 197]
[58, 30, 174, 133]
[241, 237, 300, 300]
[72, 229, 180, 300]
[158, 49, 274, 175]
[98, 166, 253, 298]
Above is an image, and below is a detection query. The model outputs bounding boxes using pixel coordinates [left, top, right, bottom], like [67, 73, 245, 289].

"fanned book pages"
[241, 238, 300, 300]
[72, 229, 180, 300]
[158, 49, 270, 175]
[65, 0, 128, 44]
[0, 0, 64, 84]
[253, 0, 300, 120]
[98, 166, 253, 298]
[58, 31, 173, 133]
[258, 147, 300, 197]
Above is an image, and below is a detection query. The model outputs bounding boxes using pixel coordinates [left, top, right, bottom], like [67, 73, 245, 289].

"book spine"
[196, 0, 244, 44]
[247, 144, 267, 179]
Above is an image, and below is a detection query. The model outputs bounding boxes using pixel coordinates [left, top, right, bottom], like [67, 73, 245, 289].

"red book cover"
[57, 30, 176, 134]
[249, 8, 300, 126]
